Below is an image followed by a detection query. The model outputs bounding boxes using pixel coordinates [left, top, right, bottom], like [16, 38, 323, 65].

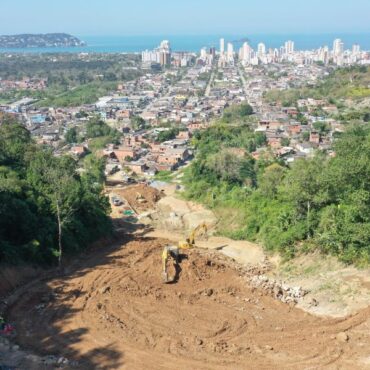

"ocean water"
[0, 34, 369, 54]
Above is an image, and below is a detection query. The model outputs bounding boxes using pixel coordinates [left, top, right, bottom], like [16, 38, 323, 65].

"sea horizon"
[1, 33, 370, 54]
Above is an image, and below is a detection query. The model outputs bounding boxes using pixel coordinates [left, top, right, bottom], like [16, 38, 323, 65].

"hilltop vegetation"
[183, 109, 370, 265]
[0, 33, 84, 48]
[265, 65, 370, 106]
[0, 115, 112, 266]
[0, 53, 143, 107]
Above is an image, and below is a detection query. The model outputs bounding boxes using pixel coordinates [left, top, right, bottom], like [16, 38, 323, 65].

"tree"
[280, 137, 290, 147]
[258, 163, 286, 198]
[157, 128, 179, 143]
[0, 117, 112, 267]
[29, 153, 79, 267]
[0, 116, 32, 167]
[65, 127, 78, 144]
[131, 116, 147, 131]
[83, 154, 106, 184]
[205, 149, 255, 185]
[48, 170, 78, 267]
[313, 121, 330, 134]
[302, 132, 310, 141]
[255, 132, 267, 147]
[238, 103, 254, 117]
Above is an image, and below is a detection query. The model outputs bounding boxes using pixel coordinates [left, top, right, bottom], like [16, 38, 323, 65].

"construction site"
[1, 183, 370, 369]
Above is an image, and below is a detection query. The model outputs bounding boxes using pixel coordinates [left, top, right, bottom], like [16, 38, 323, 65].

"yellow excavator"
[136, 192, 146, 204]
[162, 222, 208, 283]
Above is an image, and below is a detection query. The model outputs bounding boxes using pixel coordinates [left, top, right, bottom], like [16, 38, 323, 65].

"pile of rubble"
[199, 250, 307, 306]
[0, 335, 73, 369]
[249, 275, 307, 304]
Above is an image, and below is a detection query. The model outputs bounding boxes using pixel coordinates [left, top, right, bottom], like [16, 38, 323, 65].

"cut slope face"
[7, 238, 370, 370]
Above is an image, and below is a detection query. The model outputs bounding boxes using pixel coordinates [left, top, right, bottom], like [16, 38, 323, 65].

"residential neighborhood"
[0, 37, 368, 182]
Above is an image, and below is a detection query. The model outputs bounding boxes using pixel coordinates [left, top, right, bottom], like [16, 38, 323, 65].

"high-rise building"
[352, 44, 361, 55]
[159, 40, 171, 51]
[284, 40, 295, 54]
[142, 40, 172, 66]
[142, 50, 159, 63]
[200, 47, 207, 59]
[257, 43, 266, 57]
[209, 47, 216, 57]
[159, 52, 171, 66]
[227, 42, 234, 63]
[241, 42, 252, 63]
[220, 38, 225, 55]
[333, 39, 344, 56]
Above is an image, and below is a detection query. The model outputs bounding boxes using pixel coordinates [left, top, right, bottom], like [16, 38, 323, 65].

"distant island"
[0, 33, 85, 48]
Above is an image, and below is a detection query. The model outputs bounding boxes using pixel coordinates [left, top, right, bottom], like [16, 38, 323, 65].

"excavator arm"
[178, 222, 208, 249]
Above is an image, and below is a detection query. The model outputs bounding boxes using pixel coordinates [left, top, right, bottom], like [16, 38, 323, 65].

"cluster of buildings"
[141, 40, 195, 69]
[213, 37, 369, 67]
[142, 40, 172, 67]
[240, 64, 344, 162]
[1, 36, 368, 180]
[0, 77, 47, 92]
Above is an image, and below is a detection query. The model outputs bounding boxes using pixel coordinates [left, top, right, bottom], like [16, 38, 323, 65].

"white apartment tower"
[220, 38, 225, 55]
[241, 42, 252, 63]
[227, 42, 234, 63]
[352, 44, 360, 55]
[257, 42, 266, 57]
[333, 39, 344, 56]
[284, 40, 295, 54]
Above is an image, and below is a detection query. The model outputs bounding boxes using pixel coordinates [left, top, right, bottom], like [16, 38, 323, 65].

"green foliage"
[0, 116, 111, 266]
[65, 127, 78, 144]
[220, 103, 254, 124]
[238, 103, 254, 116]
[302, 131, 310, 141]
[183, 115, 370, 265]
[157, 128, 179, 142]
[265, 66, 370, 106]
[154, 170, 173, 182]
[85, 117, 121, 150]
[0, 54, 143, 107]
[37, 82, 117, 107]
[313, 121, 330, 133]
[192, 123, 264, 156]
[1, 53, 147, 109]
[131, 116, 148, 131]
[280, 137, 290, 146]
[205, 149, 255, 185]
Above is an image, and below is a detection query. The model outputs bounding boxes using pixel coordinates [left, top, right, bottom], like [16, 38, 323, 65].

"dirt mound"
[113, 184, 161, 213]
[6, 238, 370, 369]
[153, 196, 218, 231]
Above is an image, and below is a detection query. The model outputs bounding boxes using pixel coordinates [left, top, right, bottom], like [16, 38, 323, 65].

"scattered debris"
[336, 332, 349, 343]
[249, 275, 307, 304]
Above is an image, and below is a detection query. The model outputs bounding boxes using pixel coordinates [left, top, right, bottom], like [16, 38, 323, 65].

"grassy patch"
[154, 171, 174, 182]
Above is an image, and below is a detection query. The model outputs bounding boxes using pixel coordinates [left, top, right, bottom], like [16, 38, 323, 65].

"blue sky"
[1, 0, 370, 36]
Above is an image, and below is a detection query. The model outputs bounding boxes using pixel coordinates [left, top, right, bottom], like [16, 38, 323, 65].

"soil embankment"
[2, 185, 370, 369]
[7, 237, 370, 370]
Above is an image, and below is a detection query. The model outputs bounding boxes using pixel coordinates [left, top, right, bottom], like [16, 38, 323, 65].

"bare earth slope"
[7, 236, 370, 369]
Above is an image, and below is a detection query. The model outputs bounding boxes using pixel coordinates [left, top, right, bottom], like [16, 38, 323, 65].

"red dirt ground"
[7, 237, 370, 369]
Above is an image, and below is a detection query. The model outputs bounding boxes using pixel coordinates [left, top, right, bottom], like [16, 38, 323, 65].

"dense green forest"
[0, 115, 112, 266]
[0, 53, 143, 107]
[183, 117, 370, 265]
[265, 65, 370, 106]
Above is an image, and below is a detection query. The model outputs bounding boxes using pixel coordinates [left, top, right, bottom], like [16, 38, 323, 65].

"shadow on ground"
[2, 227, 155, 370]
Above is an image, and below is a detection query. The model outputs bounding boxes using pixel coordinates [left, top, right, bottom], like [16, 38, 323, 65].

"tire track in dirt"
[6, 237, 370, 369]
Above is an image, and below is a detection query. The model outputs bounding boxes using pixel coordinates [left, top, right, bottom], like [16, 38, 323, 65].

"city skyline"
[1, 0, 370, 36]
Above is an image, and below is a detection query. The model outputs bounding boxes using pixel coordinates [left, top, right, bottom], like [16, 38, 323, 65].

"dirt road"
[6, 235, 370, 369]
